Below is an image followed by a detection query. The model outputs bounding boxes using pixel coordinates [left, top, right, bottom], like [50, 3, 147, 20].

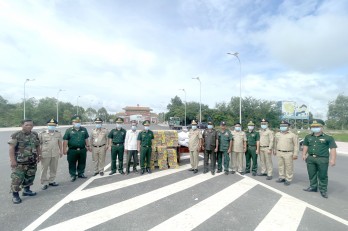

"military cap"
[191, 120, 198, 125]
[142, 120, 150, 126]
[261, 118, 269, 123]
[310, 120, 324, 127]
[47, 118, 58, 125]
[207, 121, 213, 125]
[71, 115, 81, 122]
[234, 122, 241, 126]
[94, 117, 103, 123]
[115, 117, 124, 123]
[220, 121, 226, 126]
[247, 121, 255, 126]
[280, 120, 290, 125]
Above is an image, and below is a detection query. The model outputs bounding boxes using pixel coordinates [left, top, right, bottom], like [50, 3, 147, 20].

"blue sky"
[0, 0, 347, 119]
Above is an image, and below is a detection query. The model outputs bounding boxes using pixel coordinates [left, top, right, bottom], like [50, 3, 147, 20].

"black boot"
[12, 192, 22, 204]
[22, 186, 37, 196]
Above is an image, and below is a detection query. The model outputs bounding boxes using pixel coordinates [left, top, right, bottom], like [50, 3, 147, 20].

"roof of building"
[123, 106, 153, 111]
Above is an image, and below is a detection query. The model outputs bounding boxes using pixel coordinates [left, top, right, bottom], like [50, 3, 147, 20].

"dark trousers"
[140, 147, 152, 169]
[217, 151, 223, 171]
[306, 156, 329, 192]
[245, 146, 257, 173]
[204, 150, 216, 172]
[111, 144, 124, 172]
[127, 150, 138, 172]
[219, 151, 230, 172]
[67, 148, 87, 177]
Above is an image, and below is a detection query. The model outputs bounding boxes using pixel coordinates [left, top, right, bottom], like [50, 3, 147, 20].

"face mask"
[192, 126, 197, 130]
[131, 126, 137, 131]
[235, 127, 241, 131]
[311, 127, 321, 133]
[47, 126, 55, 131]
[261, 124, 268, 129]
[248, 126, 254, 130]
[279, 127, 288, 132]
[74, 123, 81, 128]
[144, 126, 149, 130]
[207, 125, 213, 129]
[96, 124, 102, 128]
[116, 124, 122, 129]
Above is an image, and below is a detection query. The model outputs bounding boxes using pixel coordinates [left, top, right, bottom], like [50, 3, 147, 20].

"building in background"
[115, 104, 158, 124]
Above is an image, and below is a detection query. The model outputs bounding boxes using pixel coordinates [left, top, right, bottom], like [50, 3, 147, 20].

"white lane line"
[255, 196, 306, 231]
[149, 178, 257, 231]
[39, 172, 220, 231]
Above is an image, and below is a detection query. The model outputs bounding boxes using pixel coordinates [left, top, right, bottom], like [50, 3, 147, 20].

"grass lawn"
[294, 129, 348, 142]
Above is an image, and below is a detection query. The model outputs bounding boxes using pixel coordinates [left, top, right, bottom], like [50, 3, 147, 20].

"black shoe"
[203, 170, 208, 174]
[284, 180, 291, 186]
[188, 168, 194, 171]
[239, 172, 245, 175]
[320, 191, 328, 198]
[22, 187, 37, 196]
[194, 169, 198, 174]
[252, 172, 256, 176]
[93, 172, 99, 176]
[303, 187, 318, 192]
[217, 170, 222, 173]
[109, 171, 116, 176]
[12, 192, 22, 204]
[257, 173, 267, 176]
[224, 171, 229, 175]
[147, 168, 152, 174]
[71, 176, 76, 182]
[276, 178, 286, 183]
[134, 169, 139, 174]
[99, 172, 104, 176]
[266, 176, 273, 180]
[141, 169, 145, 175]
[41, 185, 48, 190]
[244, 171, 250, 174]
[78, 174, 87, 178]
[49, 182, 59, 186]
[231, 171, 236, 174]
[119, 171, 125, 175]
[126, 171, 130, 175]
[211, 171, 215, 175]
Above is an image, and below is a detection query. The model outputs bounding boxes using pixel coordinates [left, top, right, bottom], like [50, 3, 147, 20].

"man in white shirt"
[125, 121, 139, 174]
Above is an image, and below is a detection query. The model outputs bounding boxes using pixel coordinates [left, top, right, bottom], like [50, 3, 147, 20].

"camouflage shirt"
[8, 130, 40, 164]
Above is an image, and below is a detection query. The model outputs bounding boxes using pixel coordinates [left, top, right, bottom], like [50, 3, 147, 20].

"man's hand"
[293, 156, 298, 160]
[256, 149, 259, 154]
[10, 160, 17, 168]
[330, 159, 336, 167]
[302, 154, 307, 161]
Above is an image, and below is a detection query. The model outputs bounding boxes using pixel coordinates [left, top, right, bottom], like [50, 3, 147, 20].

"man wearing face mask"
[258, 119, 274, 180]
[302, 120, 337, 198]
[274, 120, 298, 186]
[63, 115, 90, 182]
[217, 121, 232, 175]
[231, 122, 247, 174]
[125, 120, 139, 175]
[108, 117, 127, 175]
[39, 119, 62, 190]
[90, 117, 109, 176]
[202, 121, 219, 175]
[137, 120, 154, 174]
[188, 120, 202, 173]
[245, 121, 260, 176]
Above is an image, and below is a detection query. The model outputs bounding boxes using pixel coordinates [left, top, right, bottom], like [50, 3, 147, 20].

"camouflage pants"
[11, 164, 37, 192]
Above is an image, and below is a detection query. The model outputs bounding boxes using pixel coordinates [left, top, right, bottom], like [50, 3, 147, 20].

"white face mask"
[311, 127, 321, 133]
[280, 126, 288, 132]
[261, 124, 268, 129]
[144, 126, 150, 131]
[192, 125, 197, 130]
[47, 126, 56, 131]
[235, 126, 241, 131]
[131, 125, 137, 131]
[248, 126, 254, 130]
[116, 124, 122, 129]
[74, 123, 81, 128]
[96, 124, 102, 128]
[207, 125, 213, 129]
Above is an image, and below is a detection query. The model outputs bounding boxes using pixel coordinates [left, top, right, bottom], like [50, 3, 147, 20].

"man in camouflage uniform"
[90, 117, 109, 176]
[137, 120, 154, 175]
[39, 119, 62, 190]
[202, 121, 218, 175]
[188, 120, 202, 174]
[108, 117, 126, 175]
[217, 121, 232, 175]
[245, 121, 260, 176]
[8, 119, 41, 204]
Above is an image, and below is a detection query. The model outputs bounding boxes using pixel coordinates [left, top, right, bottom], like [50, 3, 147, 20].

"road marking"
[39, 172, 220, 231]
[149, 178, 257, 231]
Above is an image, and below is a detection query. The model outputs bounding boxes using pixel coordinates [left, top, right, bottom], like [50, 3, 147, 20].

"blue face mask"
[116, 124, 122, 129]
[144, 126, 149, 130]
[192, 126, 197, 130]
[96, 124, 102, 128]
[235, 127, 241, 131]
[207, 125, 213, 129]
[279, 127, 287, 132]
[47, 126, 55, 131]
[131, 126, 137, 131]
[261, 125, 268, 129]
[74, 123, 81, 128]
[311, 127, 321, 133]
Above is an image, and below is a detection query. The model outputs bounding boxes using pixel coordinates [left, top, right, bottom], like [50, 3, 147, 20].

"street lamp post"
[179, 88, 187, 126]
[23, 78, 35, 119]
[76, 96, 81, 115]
[227, 52, 242, 124]
[192, 77, 201, 123]
[56, 89, 64, 124]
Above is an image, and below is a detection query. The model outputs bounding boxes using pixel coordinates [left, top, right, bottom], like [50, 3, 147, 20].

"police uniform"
[303, 120, 337, 198]
[188, 120, 202, 173]
[39, 119, 62, 190]
[245, 121, 260, 175]
[8, 119, 40, 204]
[217, 121, 232, 175]
[137, 120, 154, 174]
[274, 121, 298, 185]
[108, 117, 126, 175]
[202, 122, 218, 175]
[91, 117, 108, 176]
[231, 123, 247, 174]
[63, 115, 90, 181]
[258, 119, 274, 179]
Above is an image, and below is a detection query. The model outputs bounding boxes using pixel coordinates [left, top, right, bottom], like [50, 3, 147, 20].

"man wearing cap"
[90, 117, 109, 176]
[274, 120, 298, 185]
[63, 115, 90, 182]
[302, 120, 337, 198]
[202, 121, 219, 175]
[125, 120, 139, 174]
[231, 122, 247, 174]
[39, 119, 62, 190]
[188, 120, 202, 173]
[108, 117, 126, 175]
[137, 120, 154, 174]
[245, 121, 260, 176]
[217, 121, 232, 175]
[258, 119, 274, 180]
[8, 119, 40, 204]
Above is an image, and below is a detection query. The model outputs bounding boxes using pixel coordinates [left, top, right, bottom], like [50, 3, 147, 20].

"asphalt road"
[0, 125, 347, 231]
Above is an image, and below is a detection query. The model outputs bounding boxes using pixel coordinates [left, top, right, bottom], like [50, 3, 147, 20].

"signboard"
[281, 101, 309, 120]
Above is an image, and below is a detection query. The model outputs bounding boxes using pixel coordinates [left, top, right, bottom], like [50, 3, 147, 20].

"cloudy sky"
[1, 0, 347, 119]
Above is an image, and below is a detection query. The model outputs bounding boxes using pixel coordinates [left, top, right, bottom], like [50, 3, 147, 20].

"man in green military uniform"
[302, 120, 337, 198]
[245, 121, 260, 176]
[137, 120, 154, 175]
[63, 115, 90, 182]
[202, 121, 218, 175]
[108, 117, 127, 175]
[217, 121, 232, 175]
[8, 119, 41, 204]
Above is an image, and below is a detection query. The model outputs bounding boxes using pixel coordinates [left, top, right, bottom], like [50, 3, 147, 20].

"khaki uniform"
[259, 128, 274, 176]
[188, 129, 202, 170]
[231, 130, 247, 173]
[91, 128, 108, 174]
[274, 131, 298, 182]
[39, 130, 62, 186]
